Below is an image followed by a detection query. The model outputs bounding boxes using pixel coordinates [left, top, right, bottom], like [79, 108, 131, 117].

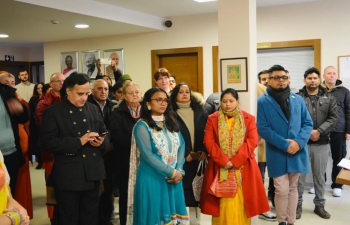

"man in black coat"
[40, 73, 107, 225]
[321, 66, 350, 198]
[88, 79, 116, 225]
[0, 74, 29, 197]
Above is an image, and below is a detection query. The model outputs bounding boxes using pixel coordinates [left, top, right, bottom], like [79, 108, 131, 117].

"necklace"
[152, 115, 165, 122]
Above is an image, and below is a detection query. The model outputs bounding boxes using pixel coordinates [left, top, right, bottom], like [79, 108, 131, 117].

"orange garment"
[15, 96, 33, 219]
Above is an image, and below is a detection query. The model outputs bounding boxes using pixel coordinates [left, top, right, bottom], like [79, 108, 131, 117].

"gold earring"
[147, 105, 151, 110]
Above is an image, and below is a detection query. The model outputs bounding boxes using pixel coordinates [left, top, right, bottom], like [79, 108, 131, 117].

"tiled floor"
[29, 162, 350, 225]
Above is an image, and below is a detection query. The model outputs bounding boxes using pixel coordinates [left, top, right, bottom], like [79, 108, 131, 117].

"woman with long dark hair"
[127, 87, 188, 225]
[170, 82, 207, 224]
[28, 82, 44, 169]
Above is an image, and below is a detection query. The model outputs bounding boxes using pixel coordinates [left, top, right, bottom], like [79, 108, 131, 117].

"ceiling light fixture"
[75, 24, 89, 28]
[0, 34, 9, 38]
[194, 0, 217, 2]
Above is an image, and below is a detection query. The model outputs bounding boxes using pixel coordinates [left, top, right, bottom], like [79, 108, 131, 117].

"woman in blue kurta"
[127, 87, 189, 225]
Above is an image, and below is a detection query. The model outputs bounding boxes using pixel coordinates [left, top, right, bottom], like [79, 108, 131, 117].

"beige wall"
[257, 0, 350, 72]
[44, 0, 350, 97]
[0, 45, 43, 62]
[44, 13, 218, 97]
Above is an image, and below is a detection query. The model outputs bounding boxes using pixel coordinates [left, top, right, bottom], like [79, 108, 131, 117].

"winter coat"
[257, 91, 313, 178]
[200, 110, 270, 218]
[297, 86, 338, 144]
[175, 103, 207, 207]
[321, 80, 350, 134]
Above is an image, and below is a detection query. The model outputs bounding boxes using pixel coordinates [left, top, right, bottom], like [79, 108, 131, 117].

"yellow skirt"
[212, 170, 250, 225]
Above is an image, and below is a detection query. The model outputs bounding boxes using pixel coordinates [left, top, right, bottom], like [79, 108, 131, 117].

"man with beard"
[257, 64, 313, 225]
[15, 70, 35, 102]
[296, 67, 338, 219]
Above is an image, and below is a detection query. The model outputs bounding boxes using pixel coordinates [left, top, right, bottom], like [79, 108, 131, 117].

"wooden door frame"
[212, 39, 321, 92]
[151, 47, 204, 94]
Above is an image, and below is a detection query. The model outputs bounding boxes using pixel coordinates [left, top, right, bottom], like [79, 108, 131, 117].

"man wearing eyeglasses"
[296, 67, 337, 220]
[36, 72, 65, 224]
[257, 65, 313, 225]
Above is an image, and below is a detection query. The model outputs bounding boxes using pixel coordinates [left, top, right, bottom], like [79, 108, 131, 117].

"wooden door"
[151, 47, 203, 94]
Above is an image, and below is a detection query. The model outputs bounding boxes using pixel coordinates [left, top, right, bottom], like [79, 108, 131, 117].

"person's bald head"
[92, 79, 108, 102]
[49, 72, 65, 93]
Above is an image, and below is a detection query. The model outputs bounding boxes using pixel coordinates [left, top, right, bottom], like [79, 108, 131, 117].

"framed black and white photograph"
[61, 51, 78, 77]
[103, 49, 124, 76]
[81, 50, 100, 78]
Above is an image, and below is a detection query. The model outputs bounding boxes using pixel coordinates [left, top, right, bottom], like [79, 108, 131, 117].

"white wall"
[44, 13, 218, 97]
[257, 0, 350, 71]
[0, 45, 43, 62]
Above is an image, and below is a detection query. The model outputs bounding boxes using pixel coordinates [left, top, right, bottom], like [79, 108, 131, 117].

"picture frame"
[81, 50, 100, 78]
[337, 55, 350, 91]
[220, 57, 248, 92]
[103, 48, 125, 75]
[61, 51, 78, 77]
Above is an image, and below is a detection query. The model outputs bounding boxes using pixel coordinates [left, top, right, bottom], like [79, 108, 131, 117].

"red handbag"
[209, 169, 237, 198]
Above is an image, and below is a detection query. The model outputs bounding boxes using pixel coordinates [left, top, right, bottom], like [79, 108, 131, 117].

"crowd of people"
[0, 57, 349, 225]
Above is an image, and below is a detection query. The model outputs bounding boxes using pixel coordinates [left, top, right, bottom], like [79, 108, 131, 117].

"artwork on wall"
[103, 49, 125, 76]
[61, 51, 78, 77]
[81, 50, 100, 78]
[220, 57, 248, 92]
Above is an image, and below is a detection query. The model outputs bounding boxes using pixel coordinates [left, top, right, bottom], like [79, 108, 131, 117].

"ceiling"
[0, 0, 322, 47]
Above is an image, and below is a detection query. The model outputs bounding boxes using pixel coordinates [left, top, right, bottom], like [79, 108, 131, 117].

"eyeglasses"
[270, 75, 289, 81]
[151, 98, 170, 104]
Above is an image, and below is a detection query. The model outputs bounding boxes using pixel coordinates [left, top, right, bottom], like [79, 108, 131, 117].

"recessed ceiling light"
[75, 24, 89, 28]
[0, 34, 9, 38]
[194, 0, 217, 2]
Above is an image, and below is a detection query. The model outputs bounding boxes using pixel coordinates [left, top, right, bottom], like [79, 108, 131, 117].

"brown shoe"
[314, 205, 331, 219]
[296, 204, 302, 219]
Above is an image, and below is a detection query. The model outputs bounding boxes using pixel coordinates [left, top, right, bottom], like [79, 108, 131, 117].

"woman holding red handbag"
[200, 88, 269, 225]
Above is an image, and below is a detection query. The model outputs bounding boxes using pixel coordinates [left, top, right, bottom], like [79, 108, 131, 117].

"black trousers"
[99, 156, 115, 225]
[55, 182, 100, 225]
[119, 176, 129, 225]
[330, 132, 347, 189]
[3, 151, 20, 197]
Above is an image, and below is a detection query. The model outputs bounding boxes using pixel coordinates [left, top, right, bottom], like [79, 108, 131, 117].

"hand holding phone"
[100, 58, 112, 65]
[98, 131, 109, 138]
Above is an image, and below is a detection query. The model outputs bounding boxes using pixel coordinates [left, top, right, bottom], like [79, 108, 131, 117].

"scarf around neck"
[267, 85, 291, 119]
[218, 107, 245, 158]
[126, 102, 141, 121]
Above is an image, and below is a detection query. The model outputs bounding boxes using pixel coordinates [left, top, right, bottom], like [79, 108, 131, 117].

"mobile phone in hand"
[98, 131, 109, 137]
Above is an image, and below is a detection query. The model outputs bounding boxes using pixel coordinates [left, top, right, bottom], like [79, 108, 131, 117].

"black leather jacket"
[297, 86, 338, 144]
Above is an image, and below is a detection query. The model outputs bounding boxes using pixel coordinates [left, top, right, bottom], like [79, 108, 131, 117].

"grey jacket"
[297, 86, 338, 145]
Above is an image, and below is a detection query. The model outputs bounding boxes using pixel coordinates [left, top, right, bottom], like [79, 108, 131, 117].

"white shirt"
[15, 82, 35, 102]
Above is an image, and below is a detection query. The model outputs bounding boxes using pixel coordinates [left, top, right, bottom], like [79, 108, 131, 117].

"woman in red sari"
[200, 88, 269, 224]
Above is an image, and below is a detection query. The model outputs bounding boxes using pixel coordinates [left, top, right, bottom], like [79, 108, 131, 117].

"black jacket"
[0, 83, 29, 165]
[40, 99, 107, 191]
[175, 103, 208, 206]
[87, 94, 116, 129]
[204, 92, 220, 115]
[109, 100, 138, 178]
[297, 86, 338, 144]
[322, 80, 350, 134]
